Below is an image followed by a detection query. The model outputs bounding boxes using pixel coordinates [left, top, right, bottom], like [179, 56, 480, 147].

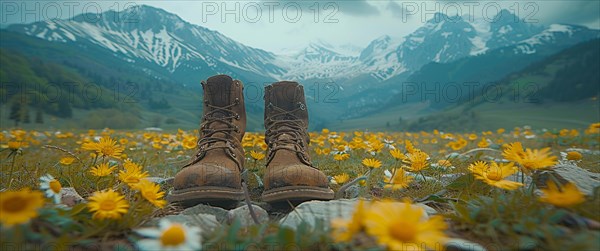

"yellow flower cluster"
[502, 142, 557, 173]
[332, 199, 448, 250]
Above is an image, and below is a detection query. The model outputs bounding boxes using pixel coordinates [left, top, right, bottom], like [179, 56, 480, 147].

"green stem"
[391, 160, 398, 178]
[8, 153, 17, 188]
[547, 173, 564, 192]
[419, 171, 427, 182]
[520, 168, 525, 184]
[78, 220, 110, 241]
[335, 169, 372, 199]
[91, 154, 98, 167]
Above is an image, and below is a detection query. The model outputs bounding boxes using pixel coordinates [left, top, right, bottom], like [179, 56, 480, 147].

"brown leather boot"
[168, 75, 246, 207]
[261, 81, 334, 203]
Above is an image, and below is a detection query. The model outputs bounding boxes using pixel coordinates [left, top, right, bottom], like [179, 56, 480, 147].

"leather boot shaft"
[264, 81, 311, 167]
[261, 81, 333, 203]
[169, 75, 246, 206]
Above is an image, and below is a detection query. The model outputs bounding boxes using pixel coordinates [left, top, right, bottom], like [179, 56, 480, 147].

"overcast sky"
[1, 1, 598, 54]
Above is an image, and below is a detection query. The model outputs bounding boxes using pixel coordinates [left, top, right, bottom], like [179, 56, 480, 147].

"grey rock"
[445, 238, 487, 251]
[181, 204, 229, 223]
[146, 177, 165, 183]
[408, 172, 439, 183]
[418, 203, 439, 215]
[551, 163, 600, 195]
[146, 177, 174, 186]
[227, 204, 269, 226]
[440, 173, 464, 186]
[145, 213, 219, 231]
[280, 199, 433, 229]
[60, 187, 85, 207]
[343, 185, 360, 199]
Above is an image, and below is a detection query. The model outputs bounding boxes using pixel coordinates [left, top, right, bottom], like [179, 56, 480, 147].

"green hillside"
[0, 32, 268, 130]
[336, 39, 600, 131]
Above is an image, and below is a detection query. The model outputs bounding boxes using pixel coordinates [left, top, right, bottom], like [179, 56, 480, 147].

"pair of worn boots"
[168, 75, 333, 207]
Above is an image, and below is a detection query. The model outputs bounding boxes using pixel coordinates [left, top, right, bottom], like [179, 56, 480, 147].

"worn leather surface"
[263, 81, 329, 190]
[173, 75, 246, 191]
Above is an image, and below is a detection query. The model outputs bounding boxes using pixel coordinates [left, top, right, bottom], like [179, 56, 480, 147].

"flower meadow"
[1, 123, 599, 250]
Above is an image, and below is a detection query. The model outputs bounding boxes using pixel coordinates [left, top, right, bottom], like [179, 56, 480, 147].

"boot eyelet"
[299, 103, 306, 110]
[235, 114, 240, 120]
[235, 98, 240, 104]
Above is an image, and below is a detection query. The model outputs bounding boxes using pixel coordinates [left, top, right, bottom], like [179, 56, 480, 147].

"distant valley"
[1, 5, 598, 131]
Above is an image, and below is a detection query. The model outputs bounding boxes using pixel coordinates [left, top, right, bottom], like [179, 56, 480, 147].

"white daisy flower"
[135, 219, 202, 251]
[383, 139, 396, 149]
[39, 174, 62, 204]
[332, 146, 350, 155]
[384, 169, 393, 179]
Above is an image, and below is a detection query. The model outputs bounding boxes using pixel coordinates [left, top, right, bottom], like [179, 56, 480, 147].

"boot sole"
[261, 186, 334, 204]
[167, 186, 244, 208]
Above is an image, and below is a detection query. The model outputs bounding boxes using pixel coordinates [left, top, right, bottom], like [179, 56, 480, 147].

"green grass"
[334, 99, 599, 132]
[1, 125, 598, 250]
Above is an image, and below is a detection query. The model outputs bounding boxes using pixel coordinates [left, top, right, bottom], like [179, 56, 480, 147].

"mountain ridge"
[6, 5, 599, 84]
[2, 5, 599, 130]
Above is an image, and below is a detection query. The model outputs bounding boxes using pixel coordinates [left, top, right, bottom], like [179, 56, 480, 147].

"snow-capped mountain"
[6, 5, 599, 83]
[358, 35, 405, 80]
[280, 41, 362, 80]
[357, 11, 597, 81]
[395, 13, 477, 69]
[485, 10, 542, 49]
[7, 5, 286, 80]
[512, 24, 598, 54]
[286, 10, 598, 82]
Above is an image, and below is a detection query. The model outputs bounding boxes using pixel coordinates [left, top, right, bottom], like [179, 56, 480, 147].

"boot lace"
[265, 102, 308, 156]
[186, 100, 241, 167]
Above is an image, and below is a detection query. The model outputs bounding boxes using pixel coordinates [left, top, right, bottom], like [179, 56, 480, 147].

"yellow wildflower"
[384, 169, 414, 190]
[362, 158, 382, 169]
[0, 188, 44, 227]
[364, 200, 448, 250]
[87, 189, 129, 220]
[469, 161, 523, 190]
[539, 181, 585, 207]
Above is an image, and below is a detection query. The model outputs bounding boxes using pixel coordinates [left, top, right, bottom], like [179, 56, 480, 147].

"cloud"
[386, 1, 407, 18]
[336, 0, 379, 16]
[382, 1, 600, 28]
[536, 1, 600, 27]
[259, 0, 379, 16]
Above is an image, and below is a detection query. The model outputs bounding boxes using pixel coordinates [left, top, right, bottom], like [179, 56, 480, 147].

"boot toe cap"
[264, 164, 329, 189]
[173, 163, 241, 190]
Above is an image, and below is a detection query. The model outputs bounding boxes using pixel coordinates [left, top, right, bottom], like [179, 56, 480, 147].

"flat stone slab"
[446, 238, 487, 251]
[181, 204, 229, 223]
[61, 187, 85, 207]
[552, 163, 600, 195]
[280, 199, 437, 229]
[227, 204, 269, 226]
